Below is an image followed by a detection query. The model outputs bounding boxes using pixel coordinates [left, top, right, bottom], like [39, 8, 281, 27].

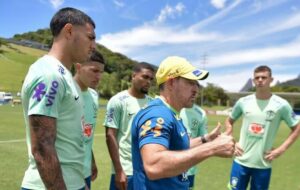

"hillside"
[1, 29, 158, 97]
[278, 75, 300, 86]
[0, 43, 46, 92]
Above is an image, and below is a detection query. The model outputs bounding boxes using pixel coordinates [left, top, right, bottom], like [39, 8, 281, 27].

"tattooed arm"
[29, 115, 67, 190]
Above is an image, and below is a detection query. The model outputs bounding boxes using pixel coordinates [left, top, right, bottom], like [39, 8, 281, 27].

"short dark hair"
[50, 7, 95, 37]
[133, 62, 155, 73]
[90, 50, 105, 65]
[254, 65, 272, 76]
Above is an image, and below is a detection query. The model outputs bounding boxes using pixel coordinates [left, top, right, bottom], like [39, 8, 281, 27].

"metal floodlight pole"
[201, 53, 207, 107]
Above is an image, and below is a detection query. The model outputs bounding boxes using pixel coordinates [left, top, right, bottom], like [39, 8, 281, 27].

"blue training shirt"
[131, 98, 190, 190]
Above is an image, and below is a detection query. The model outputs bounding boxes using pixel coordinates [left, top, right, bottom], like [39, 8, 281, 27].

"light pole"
[200, 53, 207, 107]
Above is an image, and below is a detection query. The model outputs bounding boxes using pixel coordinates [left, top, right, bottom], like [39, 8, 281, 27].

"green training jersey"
[230, 94, 299, 169]
[82, 88, 99, 178]
[21, 55, 85, 189]
[180, 104, 208, 175]
[103, 90, 152, 175]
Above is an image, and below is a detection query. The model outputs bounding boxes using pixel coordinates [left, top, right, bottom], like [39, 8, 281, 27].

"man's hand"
[91, 162, 98, 181]
[264, 148, 284, 162]
[212, 134, 235, 158]
[233, 142, 244, 157]
[206, 122, 222, 141]
[115, 170, 127, 190]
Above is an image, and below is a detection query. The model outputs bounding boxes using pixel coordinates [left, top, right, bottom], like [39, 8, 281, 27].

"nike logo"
[180, 131, 186, 137]
[75, 96, 79, 101]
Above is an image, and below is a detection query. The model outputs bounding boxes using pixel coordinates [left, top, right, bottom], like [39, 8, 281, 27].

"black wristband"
[201, 135, 207, 143]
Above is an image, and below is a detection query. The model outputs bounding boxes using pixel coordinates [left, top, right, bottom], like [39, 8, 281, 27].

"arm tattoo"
[29, 115, 67, 190]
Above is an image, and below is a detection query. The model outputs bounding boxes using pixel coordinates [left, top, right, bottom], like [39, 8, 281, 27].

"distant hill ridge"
[240, 75, 300, 92]
[278, 74, 300, 87]
[0, 28, 159, 98]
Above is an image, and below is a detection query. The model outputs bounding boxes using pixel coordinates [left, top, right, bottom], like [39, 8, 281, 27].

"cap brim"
[181, 69, 209, 81]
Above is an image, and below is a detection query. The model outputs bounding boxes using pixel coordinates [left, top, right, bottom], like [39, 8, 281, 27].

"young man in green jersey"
[74, 50, 105, 189]
[104, 62, 155, 190]
[21, 7, 96, 190]
[226, 65, 300, 190]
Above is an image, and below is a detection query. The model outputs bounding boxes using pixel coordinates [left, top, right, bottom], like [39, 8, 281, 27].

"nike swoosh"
[75, 96, 79, 100]
[180, 132, 186, 137]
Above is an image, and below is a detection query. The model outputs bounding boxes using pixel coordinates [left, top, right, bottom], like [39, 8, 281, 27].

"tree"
[196, 83, 229, 106]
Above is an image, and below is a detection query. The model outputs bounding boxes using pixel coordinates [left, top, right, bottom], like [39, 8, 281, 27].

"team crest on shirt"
[248, 123, 264, 135]
[265, 110, 275, 121]
[192, 119, 198, 129]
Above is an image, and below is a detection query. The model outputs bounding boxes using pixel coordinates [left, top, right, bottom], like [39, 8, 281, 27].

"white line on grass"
[0, 133, 105, 144]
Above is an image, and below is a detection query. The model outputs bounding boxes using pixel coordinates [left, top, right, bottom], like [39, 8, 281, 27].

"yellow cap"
[156, 56, 209, 85]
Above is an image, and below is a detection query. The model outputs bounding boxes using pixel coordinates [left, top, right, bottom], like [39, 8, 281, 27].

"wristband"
[201, 135, 207, 143]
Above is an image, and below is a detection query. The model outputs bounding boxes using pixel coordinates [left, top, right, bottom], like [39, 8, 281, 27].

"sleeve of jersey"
[230, 99, 243, 120]
[198, 113, 208, 136]
[91, 89, 99, 123]
[138, 111, 172, 149]
[103, 96, 121, 129]
[27, 74, 64, 118]
[281, 103, 299, 128]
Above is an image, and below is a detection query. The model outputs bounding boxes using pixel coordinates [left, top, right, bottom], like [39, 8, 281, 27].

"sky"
[1, 0, 300, 92]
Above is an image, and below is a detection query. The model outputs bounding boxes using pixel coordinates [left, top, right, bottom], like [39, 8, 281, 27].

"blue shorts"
[109, 174, 133, 190]
[188, 175, 195, 190]
[22, 186, 86, 190]
[229, 160, 272, 190]
[85, 176, 91, 189]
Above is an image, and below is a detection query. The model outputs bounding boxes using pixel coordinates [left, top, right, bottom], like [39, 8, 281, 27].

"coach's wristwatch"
[201, 135, 207, 143]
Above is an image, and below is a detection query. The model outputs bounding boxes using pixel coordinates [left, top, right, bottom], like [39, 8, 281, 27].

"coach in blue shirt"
[131, 56, 235, 190]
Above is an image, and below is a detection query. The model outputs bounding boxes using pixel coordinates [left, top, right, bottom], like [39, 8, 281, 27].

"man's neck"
[128, 87, 145, 99]
[48, 43, 73, 70]
[255, 89, 272, 100]
[159, 92, 181, 112]
[74, 75, 87, 91]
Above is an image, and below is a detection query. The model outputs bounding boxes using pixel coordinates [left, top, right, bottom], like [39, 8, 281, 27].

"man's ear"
[62, 23, 73, 39]
[75, 63, 81, 71]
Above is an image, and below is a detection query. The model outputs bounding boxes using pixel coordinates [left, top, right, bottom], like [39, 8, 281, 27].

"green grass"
[0, 44, 46, 92]
[0, 104, 300, 189]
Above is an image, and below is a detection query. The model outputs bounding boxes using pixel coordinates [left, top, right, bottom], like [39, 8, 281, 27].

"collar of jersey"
[157, 96, 180, 116]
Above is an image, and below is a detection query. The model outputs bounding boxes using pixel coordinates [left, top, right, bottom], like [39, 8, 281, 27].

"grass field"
[0, 44, 46, 93]
[0, 104, 300, 190]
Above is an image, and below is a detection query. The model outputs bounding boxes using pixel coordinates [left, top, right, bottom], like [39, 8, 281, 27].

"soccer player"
[226, 65, 300, 190]
[180, 104, 208, 190]
[74, 50, 105, 189]
[131, 56, 235, 190]
[104, 62, 155, 190]
[21, 7, 96, 190]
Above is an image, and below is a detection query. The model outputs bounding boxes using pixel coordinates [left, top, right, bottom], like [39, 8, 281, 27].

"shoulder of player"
[270, 94, 290, 107]
[235, 94, 255, 105]
[87, 88, 98, 97]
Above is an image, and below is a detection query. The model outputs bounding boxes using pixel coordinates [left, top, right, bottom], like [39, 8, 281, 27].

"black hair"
[133, 62, 155, 73]
[90, 50, 105, 65]
[50, 7, 95, 37]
